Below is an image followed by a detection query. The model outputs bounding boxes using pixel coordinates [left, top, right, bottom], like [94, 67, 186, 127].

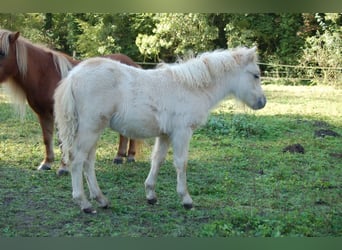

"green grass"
[0, 85, 341, 237]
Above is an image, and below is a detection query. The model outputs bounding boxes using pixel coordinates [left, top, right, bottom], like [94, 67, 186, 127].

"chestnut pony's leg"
[37, 114, 54, 171]
[113, 135, 128, 164]
[127, 139, 136, 163]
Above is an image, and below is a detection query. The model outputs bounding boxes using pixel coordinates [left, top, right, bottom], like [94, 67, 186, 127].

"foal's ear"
[247, 46, 258, 62]
[9, 32, 20, 43]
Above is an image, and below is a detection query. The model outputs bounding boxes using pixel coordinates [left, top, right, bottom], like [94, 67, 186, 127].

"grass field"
[0, 84, 341, 237]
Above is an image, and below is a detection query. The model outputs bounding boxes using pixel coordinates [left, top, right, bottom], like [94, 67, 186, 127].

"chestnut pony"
[0, 29, 139, 174]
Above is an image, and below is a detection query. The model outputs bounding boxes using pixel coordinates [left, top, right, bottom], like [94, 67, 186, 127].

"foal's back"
[67, 57, 210, 139]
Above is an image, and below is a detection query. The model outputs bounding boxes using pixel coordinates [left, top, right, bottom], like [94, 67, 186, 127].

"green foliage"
[112, 13, 155, 60]
[0, 13, 341, 85]
[201, 114, 266, 138]
[76, 16, 120, 58]
[230, 114, 267, 138]
[225, 13, 305, 65]
[136, 13, 218, 61]
[299, 14, 342, 86]
[75, 13, 154, 59]
[0, 13, 48, 44]
[204, 115, 230, 136]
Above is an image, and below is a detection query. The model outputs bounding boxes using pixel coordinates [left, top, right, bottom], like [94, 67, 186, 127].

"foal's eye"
[253, 74, 260, 79]
[249, 71, 260, 80]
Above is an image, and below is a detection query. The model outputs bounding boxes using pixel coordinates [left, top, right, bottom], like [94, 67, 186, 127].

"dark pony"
[0, 29, 139, 174]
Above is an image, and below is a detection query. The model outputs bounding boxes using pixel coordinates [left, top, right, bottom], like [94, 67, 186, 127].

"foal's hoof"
[57, 168, 69, 176]
[83, 207, 97, 214]
[37, 164, 51, 171]
[147, 198, 157, 205]
[183, 203, 194, 210]
[113, 158, 124, 164]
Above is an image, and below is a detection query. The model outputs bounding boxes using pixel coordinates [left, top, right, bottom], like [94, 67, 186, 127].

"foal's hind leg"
[145, 135, 170, 205]
[71, 150, 93, 212]
[56, 129, 70, 176]
[84, 146, 109, 209]
[71, 131, 105, 213]
[113, 134, 128, 164]
[37, 114, 55, 171]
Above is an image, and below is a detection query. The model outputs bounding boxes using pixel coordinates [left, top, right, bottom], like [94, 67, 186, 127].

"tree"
[108, 13, 155, 60]
[0, 13, 48, 44]
[136, 13, 218, 62]
[42, 13, 83, 55]
[74, 13, 154, 60]
[1, 13, 340, 86]
[224, 13, 305, 65]
[75, 14, 120, 58]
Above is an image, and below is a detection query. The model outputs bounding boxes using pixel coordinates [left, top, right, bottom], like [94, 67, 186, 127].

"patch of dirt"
[329, 152, 342, 159]
[314, 129, 340, 138]
[257, 169, 265, 175]
[315, 198, 329, 206]
[313, 120, 331, 128]
[3, 196, 14, 206]
[282, 143, 305, 154]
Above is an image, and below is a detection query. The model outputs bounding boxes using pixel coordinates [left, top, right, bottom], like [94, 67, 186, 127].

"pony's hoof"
[113, 158, 123, 164]
[83, 207, 97, 214]
[147, 198, 157, 205]
[127, 158, 135, 163]
[37, 164, 51, 171]
[183, 203, 193, 210]
[57, 168, 69, 176]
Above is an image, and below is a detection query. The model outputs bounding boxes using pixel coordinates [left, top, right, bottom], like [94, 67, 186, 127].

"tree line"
[1, 13, 341, 84]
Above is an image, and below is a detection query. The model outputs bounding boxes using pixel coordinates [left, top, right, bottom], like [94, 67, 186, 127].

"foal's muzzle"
[253, 95, 267, 110]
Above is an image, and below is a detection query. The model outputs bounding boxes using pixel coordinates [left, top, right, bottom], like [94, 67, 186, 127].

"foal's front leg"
[172, 129, 193, 209]
[145, 135, 170, 204]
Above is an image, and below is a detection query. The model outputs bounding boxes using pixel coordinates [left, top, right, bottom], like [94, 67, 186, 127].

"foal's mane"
[0, 29, 72, 78]
[159, 48, 252, 89]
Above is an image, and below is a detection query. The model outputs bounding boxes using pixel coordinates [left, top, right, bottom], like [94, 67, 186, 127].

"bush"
[299, 14, 342, 87]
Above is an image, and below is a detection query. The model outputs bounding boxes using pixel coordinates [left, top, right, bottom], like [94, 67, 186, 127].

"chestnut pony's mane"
[0, 29, 73, 117]
[0, 29, 72, 78]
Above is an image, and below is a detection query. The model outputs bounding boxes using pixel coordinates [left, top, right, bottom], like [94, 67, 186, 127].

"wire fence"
[137, 61, 342, 86]
[258, 62, 342, 86]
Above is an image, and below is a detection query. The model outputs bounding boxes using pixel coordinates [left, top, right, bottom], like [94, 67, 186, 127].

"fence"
[257, 63, 342, 86]
[137, 61, 342, 86]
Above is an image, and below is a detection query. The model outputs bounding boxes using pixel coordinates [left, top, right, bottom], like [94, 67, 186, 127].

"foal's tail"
[54, 78, 78, 164]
